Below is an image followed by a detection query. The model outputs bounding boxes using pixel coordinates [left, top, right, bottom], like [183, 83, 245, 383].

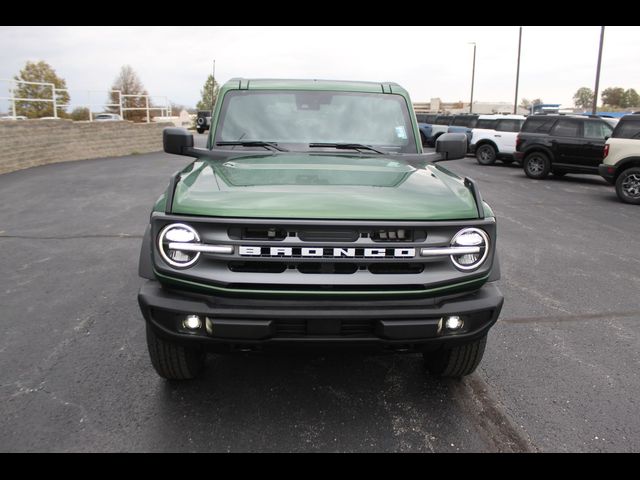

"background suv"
[196, 110, 211, 134]
[599, 114, 640, 204]
[470, 115, 525, 165]
[515, 114, 618, 179]
[416, 113, 438, 146]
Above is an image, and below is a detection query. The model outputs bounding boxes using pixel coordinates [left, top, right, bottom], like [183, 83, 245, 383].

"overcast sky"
[1, 26, 639, 111]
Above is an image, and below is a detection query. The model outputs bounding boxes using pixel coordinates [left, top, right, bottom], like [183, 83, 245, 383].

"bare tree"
[107, 65, 151, 122]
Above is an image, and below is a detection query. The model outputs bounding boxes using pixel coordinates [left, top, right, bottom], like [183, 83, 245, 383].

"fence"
[0, 79, 171, 122]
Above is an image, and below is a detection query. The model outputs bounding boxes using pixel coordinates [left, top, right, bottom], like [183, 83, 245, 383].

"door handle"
[494, 134, 501, 137]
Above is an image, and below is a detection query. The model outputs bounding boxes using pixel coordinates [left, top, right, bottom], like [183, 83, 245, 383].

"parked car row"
[418, 111, 640, 205]
[416, 113, 525, 164]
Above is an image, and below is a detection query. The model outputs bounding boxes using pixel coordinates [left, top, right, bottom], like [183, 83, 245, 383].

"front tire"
[476, 144, 497, 165]
[146, 324, 206, 380]
[423, 335, 487, 378]
[524, 152, 551, 179]
[615, 167, 640, 205]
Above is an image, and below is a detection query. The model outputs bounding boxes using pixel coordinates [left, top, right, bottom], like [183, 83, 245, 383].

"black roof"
[526, 114, 612, 121]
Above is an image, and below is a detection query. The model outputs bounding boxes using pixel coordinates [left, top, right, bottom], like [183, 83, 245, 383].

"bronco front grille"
[152, 215, 497, 294]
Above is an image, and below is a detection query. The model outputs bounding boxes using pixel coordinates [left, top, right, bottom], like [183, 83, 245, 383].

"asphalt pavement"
[1, 134, 639, 452]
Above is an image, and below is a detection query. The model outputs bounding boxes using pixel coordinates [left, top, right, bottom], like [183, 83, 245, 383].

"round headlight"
[158, 223, 201, 268]
[450, 227, 489, 271]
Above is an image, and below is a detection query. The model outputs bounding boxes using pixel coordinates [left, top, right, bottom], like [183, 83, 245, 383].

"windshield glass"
[214, 90, 418, 153]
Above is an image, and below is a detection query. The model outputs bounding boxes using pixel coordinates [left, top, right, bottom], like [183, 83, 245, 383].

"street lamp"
[514, 27, 522, 114]
[469, 42, 476, 114]
[593, 26, 605, 115]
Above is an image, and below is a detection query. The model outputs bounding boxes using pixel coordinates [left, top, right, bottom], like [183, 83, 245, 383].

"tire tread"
[425, 335, 487, 378]
[146, 325, 204, 380]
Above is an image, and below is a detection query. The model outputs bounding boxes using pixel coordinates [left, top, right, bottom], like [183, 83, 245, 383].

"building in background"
[414, 98, 529, 115]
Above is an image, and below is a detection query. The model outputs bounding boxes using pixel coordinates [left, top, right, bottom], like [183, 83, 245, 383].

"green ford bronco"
[137, 79, 503, 380]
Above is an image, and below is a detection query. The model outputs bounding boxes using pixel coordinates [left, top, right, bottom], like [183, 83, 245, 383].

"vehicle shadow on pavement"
[148, 352, 489, 452]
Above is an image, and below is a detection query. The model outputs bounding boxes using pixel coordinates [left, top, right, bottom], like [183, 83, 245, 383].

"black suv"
[195, 110, 211, 134]
[515, 115, 618, 179]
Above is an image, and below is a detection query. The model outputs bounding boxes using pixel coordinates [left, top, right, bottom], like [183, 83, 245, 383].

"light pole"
[469, 42, 476, 113]
[593, 26, 605, 114]
[514, 27, 522, 114]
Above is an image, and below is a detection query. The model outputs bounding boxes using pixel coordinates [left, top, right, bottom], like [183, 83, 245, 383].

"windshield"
[214, 90, 418, 153]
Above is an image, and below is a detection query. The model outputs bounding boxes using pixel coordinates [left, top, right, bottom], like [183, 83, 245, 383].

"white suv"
[599, 114, 640, 204]
[470, 115, 526, 165]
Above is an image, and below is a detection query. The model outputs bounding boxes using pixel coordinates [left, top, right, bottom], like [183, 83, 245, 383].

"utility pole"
[593, 26, 605, 114]
[514, 27, 522, 114]
[469, 43, 476, 114]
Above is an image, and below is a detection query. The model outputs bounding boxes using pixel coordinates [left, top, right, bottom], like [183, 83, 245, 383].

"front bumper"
[138, 281, 504, 352]
[598, 163, 617, 184]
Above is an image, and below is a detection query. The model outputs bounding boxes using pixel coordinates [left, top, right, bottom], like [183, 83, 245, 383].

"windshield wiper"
[308, 143, 385, 154]
[216, 141, 289, 152]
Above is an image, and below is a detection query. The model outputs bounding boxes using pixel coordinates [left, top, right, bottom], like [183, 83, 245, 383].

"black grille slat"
[368, 263, 425, 275]
[273, 319, 374, 337]
[298, 229, 359, 242]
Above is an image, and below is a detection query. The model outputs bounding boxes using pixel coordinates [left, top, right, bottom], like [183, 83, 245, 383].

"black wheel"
[146, 324, 205, 380]
[423, 335, 487, 378]
[552, 170, 566, 177]
[476, 144, 497, 165]
[615, 167, 640, 205]
[523, 151, 551, 179]
[196, 128, 205, 134]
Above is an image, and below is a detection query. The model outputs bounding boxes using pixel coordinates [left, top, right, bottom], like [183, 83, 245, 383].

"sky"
[1, 26, 639, 112]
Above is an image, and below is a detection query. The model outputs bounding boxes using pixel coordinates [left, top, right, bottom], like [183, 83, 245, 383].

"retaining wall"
[0, 119, 173, 175]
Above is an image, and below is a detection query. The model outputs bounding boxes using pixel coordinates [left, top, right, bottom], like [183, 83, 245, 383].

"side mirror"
[435, 132, 467, 160]
[163, 127, 194, 156]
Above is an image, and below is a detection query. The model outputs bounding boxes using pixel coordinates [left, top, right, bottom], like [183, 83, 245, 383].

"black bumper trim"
[598, 163, 617, 183]
[138, 280, 503, 349]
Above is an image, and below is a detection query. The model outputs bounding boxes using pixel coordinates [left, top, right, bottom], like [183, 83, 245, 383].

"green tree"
[601, 87, 625, 108]
[622, 88, 640, 108]
[196, 74, 220, 111]
[573, 87, 594, 109]
[520, 98, 543, 112]
[107, 65, 151, 122]
[12, 61, 70, 118]
[70, 107, 90, 121]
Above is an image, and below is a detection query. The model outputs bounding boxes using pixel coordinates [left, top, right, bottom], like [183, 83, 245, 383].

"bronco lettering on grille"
[239, 246, 416, 258]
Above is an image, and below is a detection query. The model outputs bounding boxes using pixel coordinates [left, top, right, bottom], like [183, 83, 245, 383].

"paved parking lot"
[1, 134, 639, 452]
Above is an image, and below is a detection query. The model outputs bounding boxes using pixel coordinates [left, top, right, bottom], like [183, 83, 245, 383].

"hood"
[170, 153, 478, 220]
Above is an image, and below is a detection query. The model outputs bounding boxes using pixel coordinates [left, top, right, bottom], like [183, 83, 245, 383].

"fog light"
[445, 315, 463, 331]
[183, 315, 202, 330]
